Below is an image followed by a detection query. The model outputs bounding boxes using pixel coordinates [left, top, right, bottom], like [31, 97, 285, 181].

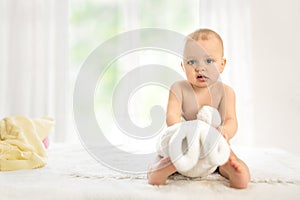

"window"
[70, 0, 252, 149]
[70, 0, 200, 150]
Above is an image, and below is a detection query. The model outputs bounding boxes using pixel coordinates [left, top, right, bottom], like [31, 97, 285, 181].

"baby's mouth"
[196, 74, 208, 81]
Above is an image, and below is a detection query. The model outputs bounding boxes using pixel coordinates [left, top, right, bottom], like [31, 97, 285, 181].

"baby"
[147, 28, 250, 189]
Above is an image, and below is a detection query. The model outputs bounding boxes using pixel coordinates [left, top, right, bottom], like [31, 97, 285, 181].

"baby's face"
[182, 37, 225, 88]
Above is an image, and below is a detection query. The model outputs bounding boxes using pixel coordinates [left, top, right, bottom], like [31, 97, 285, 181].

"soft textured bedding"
[0, 116, 54, 171]
[0, 143, 299, 200]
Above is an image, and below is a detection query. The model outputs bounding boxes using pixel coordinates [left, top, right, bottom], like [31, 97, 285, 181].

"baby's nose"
[195, 66, 206, 72]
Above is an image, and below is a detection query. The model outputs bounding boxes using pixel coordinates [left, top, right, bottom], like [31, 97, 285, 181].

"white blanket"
[0, 143, 300, 200]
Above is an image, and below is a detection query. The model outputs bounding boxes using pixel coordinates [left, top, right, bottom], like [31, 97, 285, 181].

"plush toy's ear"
[206, 132, 230, 166]
[168, 120, 201, 172]
[156, 123, 181, 158]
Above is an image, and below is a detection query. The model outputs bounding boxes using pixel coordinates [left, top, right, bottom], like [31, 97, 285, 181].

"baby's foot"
[219, 152, 250, 189]
[228, 155, 243, 173]
[147, 157, 176, 185]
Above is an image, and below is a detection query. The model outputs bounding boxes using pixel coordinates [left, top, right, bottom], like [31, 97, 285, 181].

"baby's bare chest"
[181, 86, 224, 120]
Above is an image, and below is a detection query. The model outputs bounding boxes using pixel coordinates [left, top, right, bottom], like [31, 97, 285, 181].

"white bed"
[1, 143, 300, 200]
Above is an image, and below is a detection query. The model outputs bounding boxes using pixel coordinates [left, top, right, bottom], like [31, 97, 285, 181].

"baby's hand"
[215, 125, 229, 142]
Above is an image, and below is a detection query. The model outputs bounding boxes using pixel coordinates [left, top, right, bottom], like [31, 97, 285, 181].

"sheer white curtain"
[0, 0, 70, 142]
[198, 0, 253, 145]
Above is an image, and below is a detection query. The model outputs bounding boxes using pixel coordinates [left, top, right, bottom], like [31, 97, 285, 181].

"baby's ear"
[219, 58, 226, 73]
[181, 61, 185, 72]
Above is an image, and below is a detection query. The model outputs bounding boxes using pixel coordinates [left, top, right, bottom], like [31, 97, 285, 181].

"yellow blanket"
[0, 116, 54, 171]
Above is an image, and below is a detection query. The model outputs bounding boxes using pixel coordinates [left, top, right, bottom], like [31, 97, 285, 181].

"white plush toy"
[157, 106, 230, 178]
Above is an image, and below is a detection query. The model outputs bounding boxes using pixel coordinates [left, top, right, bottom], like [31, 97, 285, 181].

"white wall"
[251, 0, 300, 155]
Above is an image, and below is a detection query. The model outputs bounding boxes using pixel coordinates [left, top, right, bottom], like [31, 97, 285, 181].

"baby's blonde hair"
[187, 28, 224, 56]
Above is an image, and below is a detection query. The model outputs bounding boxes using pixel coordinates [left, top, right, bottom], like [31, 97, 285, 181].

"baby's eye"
[204, 58, 215, 65]
[187, 60, 197, 65]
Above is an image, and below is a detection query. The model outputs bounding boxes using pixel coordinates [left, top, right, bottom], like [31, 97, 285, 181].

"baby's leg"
[219, 150, 250, 189]
[147, 156, 177, 185]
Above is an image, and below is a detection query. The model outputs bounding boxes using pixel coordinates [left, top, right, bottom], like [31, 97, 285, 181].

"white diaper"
[157, 106, 230, 178]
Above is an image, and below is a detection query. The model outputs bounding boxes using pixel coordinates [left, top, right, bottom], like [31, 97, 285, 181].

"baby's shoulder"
[169, 81, 192, 99]
[219, 83, 236, 96]
[223, 83, 235, 92]
[212, 82, 234, 90]
[209, 82, 236, 99]
[170, 80, 191, 90]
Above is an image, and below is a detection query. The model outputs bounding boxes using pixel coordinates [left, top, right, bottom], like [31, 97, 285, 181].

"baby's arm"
[218, 85, 238, 141]
[166, 84, 182, 126]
